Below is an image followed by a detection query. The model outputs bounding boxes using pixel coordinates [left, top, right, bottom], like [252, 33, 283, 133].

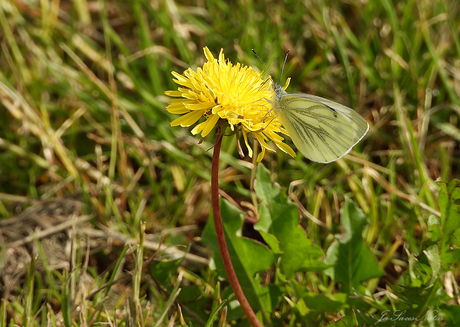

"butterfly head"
[272, 79, 286, 102]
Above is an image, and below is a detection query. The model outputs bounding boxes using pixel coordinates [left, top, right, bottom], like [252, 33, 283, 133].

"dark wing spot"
[324, 104, 338, 118]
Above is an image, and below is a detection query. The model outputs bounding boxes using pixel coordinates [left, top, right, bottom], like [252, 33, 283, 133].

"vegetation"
[0, 0, 459, 326]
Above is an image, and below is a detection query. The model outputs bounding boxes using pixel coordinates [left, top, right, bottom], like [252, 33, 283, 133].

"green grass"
[1, 0, 460, 326]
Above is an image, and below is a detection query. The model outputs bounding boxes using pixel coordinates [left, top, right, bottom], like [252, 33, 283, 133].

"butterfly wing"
[276, 93, 369, 163]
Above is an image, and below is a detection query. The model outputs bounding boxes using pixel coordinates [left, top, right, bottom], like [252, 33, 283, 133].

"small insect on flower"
[164, 47, 295, 162]
[253, 49, 369, 163]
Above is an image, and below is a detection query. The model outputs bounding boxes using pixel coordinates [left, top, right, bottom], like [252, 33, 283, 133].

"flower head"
[164, 47, 295, 161]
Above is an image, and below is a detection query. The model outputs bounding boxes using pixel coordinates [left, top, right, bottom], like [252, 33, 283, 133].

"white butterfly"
[255, 50, 369, 163]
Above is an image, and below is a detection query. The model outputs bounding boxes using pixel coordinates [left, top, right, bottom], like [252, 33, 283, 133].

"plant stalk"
[211, 130, 263, 327]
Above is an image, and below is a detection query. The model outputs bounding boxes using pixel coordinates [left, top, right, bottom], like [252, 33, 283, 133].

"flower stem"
[211, 129, 263, 327]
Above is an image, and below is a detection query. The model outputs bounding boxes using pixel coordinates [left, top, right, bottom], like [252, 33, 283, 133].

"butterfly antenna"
[280, 49, 290, 83]
[252, 49, 278, 83]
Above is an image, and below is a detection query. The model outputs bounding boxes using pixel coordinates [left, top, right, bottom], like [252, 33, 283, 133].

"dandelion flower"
[164, 47, 295, 161]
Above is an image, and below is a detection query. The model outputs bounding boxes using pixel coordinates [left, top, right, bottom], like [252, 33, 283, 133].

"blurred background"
[0, 0, 459, 325]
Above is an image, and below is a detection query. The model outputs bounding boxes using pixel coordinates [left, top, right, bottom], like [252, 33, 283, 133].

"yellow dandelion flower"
[164, 47, 295, 161]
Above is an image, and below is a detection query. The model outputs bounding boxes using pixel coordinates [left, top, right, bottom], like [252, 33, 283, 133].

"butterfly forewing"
[275, 93, 369, 163]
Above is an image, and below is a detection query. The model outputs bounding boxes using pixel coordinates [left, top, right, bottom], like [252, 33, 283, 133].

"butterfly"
[254, 49, 369, 163]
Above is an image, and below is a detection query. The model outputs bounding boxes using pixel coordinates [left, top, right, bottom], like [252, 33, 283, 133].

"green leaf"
[437, 179, 460, 267]
[324, 198, 383, 293]
[423, 245, 441, 285]
[150, 257, 184, 292]
[303, 293, 344, 313]
[437, 179, 460, 237]
[439, 248, 460, 267]
[427, 215, 442, 243]
[201, 198, 279, 322]
[289, 280, 345, 315]
[254, 164, 326, 277]
[388, 279, 445, 322]
[177, 285, 202, 302]
[326, 311, 358, 326]
[440, 304, 460, 326]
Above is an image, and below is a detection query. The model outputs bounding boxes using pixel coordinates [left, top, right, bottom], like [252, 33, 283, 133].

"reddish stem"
[211, 131, 263, 327]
